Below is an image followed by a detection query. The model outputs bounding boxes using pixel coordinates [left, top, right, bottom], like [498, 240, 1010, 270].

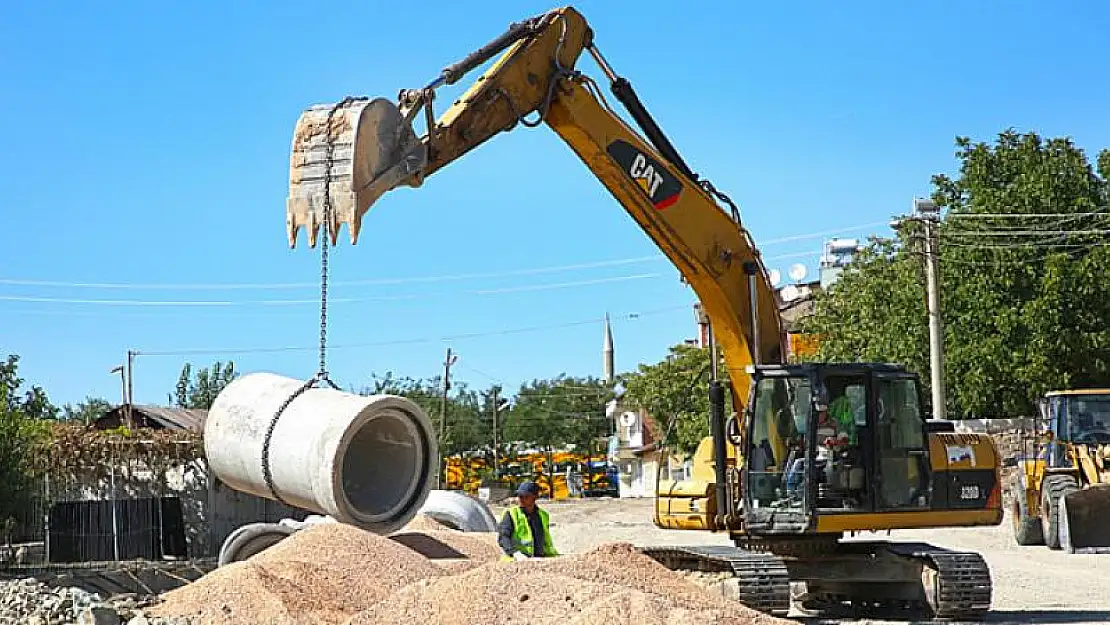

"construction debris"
[144, 522, 795, 625]
[0, 578, 186, 625]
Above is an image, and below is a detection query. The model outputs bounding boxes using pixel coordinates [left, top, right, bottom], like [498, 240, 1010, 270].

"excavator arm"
[285, 6, 784, 409]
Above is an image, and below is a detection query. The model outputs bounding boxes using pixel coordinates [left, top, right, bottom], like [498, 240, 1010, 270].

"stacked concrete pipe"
[204, 372, 439, 536]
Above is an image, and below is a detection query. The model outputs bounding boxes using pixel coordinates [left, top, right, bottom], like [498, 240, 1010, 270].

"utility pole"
[110, 364, 128, 428]
[438, 347, 457, 488]
[491, 386, 501, 478]
[126, 350, 135, 427]
[895, 198, 946, 420]
[917, 198, 946, 421]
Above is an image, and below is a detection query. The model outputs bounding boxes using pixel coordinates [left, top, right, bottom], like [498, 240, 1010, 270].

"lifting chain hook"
[259, 98, 354, 505]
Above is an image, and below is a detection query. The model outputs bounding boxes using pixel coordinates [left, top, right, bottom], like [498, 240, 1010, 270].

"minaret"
[603, 312, 614, 383]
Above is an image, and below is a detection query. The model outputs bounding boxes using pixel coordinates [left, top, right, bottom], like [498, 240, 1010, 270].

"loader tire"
[1040, 474, 1079, 550]
[415, 489, 498, 532]
[1009, 475, 1043, 546]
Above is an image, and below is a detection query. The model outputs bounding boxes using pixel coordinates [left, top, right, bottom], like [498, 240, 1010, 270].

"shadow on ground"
[799, 609, 1110, 625]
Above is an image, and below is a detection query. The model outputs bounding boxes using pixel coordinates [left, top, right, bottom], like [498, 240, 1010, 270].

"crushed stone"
[146, 523, 795, 625]
[148, 523, 444, 625]
[347, 542, 795, 625]
[399, 513, 450, 532]
[0, 578, 186, 625]
[388, 528, 502, 571]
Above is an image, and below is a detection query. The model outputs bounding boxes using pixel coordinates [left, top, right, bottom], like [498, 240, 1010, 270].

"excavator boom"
[283, 7, 1003, 620]
[286, 6, 784, 409]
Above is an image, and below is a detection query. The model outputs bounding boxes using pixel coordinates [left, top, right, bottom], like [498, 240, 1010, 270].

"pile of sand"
[389, 528, 504, 572]
[149, 523, 793, 625]
[401, 513, 452, 531]
[149, 523, 445, 625]
[348, 543, 792, 625]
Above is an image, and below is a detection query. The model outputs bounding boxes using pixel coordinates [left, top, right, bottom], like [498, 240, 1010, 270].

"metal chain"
[315, 95, 365, 383]
[259, 98, 356, 505]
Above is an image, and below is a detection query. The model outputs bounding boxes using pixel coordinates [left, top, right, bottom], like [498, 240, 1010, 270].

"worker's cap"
[517, 481, 540, 497]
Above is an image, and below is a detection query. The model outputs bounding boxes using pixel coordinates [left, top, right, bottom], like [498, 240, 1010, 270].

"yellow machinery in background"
[1008, 389, 1110, 553]
[443, 451, 600, 500]
[284, 6, 1004, 619]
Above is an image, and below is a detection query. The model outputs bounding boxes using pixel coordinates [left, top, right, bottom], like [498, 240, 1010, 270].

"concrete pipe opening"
[204, 372, 438, 535]
[338, 406, 430, 526]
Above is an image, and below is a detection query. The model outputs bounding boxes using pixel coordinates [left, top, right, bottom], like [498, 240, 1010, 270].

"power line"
[0, 273, 664, 307]
[132, 304, 689, 357]
[942, 229, 1110, 237]
[945, 212, 1110, 219]
[0, 219, 882, 292]
[758, 221, 890, 245]
[0, 256, 663, 291]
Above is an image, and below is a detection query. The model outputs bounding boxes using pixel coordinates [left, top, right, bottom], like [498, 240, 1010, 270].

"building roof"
[94, 404, 208, 431]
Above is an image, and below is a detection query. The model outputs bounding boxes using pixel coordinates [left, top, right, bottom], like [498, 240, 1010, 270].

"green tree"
[0, 354, 52, 533]
[62, 397, 114, 424]
[359, 371, 490, 457]
[171, 360, 239, 409]
[0, 355, 59, 421]
[503, 374, 613, 481]
[619, 343, 723, 455]
[795, 236, 929, 379]
[800, 129, 1110, 417]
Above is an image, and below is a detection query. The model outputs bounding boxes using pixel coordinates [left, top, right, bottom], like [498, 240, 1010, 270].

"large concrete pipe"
[204, 372, 438, 534]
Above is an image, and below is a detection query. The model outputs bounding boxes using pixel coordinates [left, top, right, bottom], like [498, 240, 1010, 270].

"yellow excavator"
[284, 6, 1003, 619]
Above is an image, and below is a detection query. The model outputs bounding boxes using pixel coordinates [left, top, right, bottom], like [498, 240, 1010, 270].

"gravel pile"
[145, 523, 796, 625]
[400, 513, 450, 532]
[388, 529, 503, 572]
[148, 523, 445, 625]
[0, 577, 189, 625]
[350, 543, 793, 625]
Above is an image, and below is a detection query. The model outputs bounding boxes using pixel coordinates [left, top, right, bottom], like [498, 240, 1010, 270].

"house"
[93, 404, 208, 431]
[777, 280, 822, 360]
[607, 402, 673, 497]
[44, 403, 308, 563]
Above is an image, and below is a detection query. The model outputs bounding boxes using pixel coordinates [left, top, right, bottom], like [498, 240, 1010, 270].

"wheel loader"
[282, 6, 1004, 619]
[1008, 389, 1110, 553]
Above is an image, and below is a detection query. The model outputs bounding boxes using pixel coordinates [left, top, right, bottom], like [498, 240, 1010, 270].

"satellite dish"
[768, 269, 781, 287]
[619, 412, 637, 428]
[789, 263, 808, 282]
[781, 285, 800, 302]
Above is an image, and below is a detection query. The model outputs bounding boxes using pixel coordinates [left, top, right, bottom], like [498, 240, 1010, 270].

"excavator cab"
[742, 363, 933, 535]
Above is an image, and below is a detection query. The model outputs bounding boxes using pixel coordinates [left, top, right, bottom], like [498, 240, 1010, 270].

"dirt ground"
[491, 498, 1110, 625]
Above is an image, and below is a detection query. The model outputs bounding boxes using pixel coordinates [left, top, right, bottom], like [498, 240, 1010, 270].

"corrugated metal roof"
[98, 404, 208, 431]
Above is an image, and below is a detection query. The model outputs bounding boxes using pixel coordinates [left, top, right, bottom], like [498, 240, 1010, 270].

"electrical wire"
[0, 256, 664, 291]
[945, 212, 1110, 219]
[941, 229, 1110, 237]
[132, 304, 689, 357]
[0, 273, 664, 307]
[0, 220, 884, 292]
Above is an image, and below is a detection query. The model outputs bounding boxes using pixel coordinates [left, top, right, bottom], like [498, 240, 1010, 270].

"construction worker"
[498, 481, 559, 561]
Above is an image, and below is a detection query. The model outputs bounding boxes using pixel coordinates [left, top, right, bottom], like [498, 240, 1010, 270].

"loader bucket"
[1058, 485, 1110, 554]
[286, 97, 428, 248]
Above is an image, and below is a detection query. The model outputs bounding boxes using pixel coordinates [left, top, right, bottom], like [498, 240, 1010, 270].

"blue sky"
[2, 1, 1108, 408]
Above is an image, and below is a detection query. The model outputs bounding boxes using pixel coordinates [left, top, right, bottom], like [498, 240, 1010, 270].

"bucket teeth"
[285, 97, 427, 249]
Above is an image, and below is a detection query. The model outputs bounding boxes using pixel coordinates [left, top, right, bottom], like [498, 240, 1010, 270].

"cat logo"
[606, 139, 681, 210]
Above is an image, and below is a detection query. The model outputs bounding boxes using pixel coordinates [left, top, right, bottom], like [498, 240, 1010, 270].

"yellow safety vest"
[501, 505, 557, 560]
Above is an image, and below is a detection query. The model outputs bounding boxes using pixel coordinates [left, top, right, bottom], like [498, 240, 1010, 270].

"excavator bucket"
[1058, 484, 1110, 554]
[286, 97, 428, 248]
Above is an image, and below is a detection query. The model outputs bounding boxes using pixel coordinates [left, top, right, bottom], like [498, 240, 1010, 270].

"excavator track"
[638, 545, 791, 617]
[915, 549, 993, 620]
